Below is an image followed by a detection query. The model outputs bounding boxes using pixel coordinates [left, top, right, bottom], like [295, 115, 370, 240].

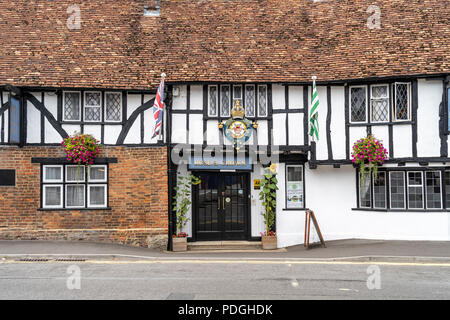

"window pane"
[390, 172, 405, 209]
[425, 171, 441, 209]
[105, 92, 122, 121]
[408, 172, 423, 209]
[85, 92, 101, 122]
[350, 87, 366, 122]
[64, 92, 80, 121]
[89, 166, 106, 181]
[373, 172, 386, 208]
[66, 166, 85, 182]
[287, 166, 302, 182]
[395, 83, 409, 120]
[44, 166, 62, 181]
[208, 86, 217, 116]
[85, 92, 101, 106]
[66, 185, 85, 207]
[371, 85, 389, 122]
[445, 171, 450, 209]
[245, 85, 255, 117]
[44, 186, 61, 207]
[233, 85, 242, 106]
[220, 86, 230, 117]
[258, 86, 267, 117]
[89, 185, 106, 206]
[359, 173, 371, 208]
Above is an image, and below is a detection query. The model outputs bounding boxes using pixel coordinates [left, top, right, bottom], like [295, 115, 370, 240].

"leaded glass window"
[371, 85, 389, 122]
[105, 92, 122, 122]
[425, 171, 442, 209]
[350, 86, 367, 122]
[84, 92, 101, 122]
[258, 85, 267, 117]
[446, 171, 450, 209]
[359, 172, 371, 208]
[389, 172, 405, 209]
[233, 85, 242, 107]
[208, 85, 218, 117]
[373, 172, 386, 209]
[245, 85, 255, 117]
[407, 172, 423, 209]
[220, 85, 230, 117]
[394, 83, 410, 121]
[63, 92, 81, 121]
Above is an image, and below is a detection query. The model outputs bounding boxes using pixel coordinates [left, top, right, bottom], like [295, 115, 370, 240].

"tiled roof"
[0, 0, 449, 90]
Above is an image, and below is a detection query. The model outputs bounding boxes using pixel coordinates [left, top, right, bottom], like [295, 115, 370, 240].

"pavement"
[0, 239, 449, 263]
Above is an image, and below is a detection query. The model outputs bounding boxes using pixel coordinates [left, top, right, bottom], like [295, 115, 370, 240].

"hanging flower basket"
[61, 133, 100, 166]
[351, 135, 388, 184]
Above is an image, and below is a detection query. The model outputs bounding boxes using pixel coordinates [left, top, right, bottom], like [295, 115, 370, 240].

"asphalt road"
[0, 260, 449, 300]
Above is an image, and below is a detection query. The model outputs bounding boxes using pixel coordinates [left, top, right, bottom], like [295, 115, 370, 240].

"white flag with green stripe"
[309, 77, 319, 141]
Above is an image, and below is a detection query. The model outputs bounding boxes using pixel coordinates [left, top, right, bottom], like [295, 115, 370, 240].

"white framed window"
[63, 91, 81, 121]
[65, 184, 85, 208]
[88, 165, 107, 182]
[208, 85, 218, 117]
[65, 165, 85, 183]
[105, 92, 122, 122]
[257, 85, 268, 117]
[393, 82, 411, 121]
[244, 85, 256, 117]
[220, 85, 231, 117]
[350, 86, 368, 123]
[425, 171, 442, 209]
[370, 84, 389, 123]
[373, 172, 387, 209]
[286, 165, 304, 209]
[233, 85, 243, 107]
[389, 171, 406, 209]
[43, 185, 63, 208]
[88, 184, 107, 208]
[41, 164, 109, 209]
[43, 165, 63, 183]
[359, 172, 371, 208]
[84, 91, 102, 122]
[407, 171, 424, 209]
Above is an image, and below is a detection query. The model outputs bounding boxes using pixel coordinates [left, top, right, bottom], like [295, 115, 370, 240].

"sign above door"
[188, 155, 252, 171]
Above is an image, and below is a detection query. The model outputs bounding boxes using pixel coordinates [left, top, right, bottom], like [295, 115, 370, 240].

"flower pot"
[262, 235, 277, 250]
[172, 237, 187, 252]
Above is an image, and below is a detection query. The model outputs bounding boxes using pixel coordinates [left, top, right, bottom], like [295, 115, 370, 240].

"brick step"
[187, 241, 262, 251]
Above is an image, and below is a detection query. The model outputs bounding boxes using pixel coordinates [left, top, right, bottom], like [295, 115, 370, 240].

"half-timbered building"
[0, 0, 449, 249]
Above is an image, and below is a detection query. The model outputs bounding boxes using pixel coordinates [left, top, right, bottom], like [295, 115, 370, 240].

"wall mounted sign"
[188, 155, 252, 171]
[287, 182, 303, 208]
[253, 179, 261, 190]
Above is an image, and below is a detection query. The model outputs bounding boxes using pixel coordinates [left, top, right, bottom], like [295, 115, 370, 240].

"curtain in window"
[66, 185, 84, 207]
[45, 167, 61, 181]
[66, 166, 85, 182]
[45, 186, 61, 206]
[89, 166, 106, 181]
[89, 186, 105, 206]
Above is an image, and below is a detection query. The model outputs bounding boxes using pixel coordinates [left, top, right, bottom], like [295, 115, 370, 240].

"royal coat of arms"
[220, 100, 257, 150]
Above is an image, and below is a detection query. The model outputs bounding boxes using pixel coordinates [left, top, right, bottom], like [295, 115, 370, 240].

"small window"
[245, 85, 255, 117]
[105, 92, 122, 122]
[220, 85, 230, 117]
[394, 82, 411, 121]
[350, 86, 367, 123]
[445, 171, 450, 209]
[65, 184, 85, 208]
[63, 92, 81, 121]
[359, 172, 371, 208]
[407, 171, 424, 209]
[258, 85, 268, 117]
[88, 184, 107, 207]
[88, 165, 107, 182]
[84, 91, 101, 122]
[373, 172, 386, 209]
[286, 165, 304, 209]
[371, 85, 389, 123]
[233, 85, 242, 107]
[43, 185, 63, 208]
[208, 85, 218, 117]
[66, 165, 85, 183]
[425, 171, 442, 209]
[389, 171, 405, 209]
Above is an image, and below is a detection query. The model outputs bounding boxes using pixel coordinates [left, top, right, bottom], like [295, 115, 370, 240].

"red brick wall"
[0, 145, 168, 247]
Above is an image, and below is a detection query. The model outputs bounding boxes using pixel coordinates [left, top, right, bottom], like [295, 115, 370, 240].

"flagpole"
[158, 73, 166, 142]
[311, 75, 317, 143]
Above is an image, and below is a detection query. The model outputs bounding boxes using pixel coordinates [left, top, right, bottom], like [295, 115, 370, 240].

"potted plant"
[259, 163, 278, 250]
[172, 173, 201, 252]
[61, 133, 100, 166]
[351, 135, 388, 185]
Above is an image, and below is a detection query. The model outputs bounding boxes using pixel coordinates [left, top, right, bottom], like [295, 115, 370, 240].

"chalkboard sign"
[0, 170, 15, 186]
[304, 210, 326, 249]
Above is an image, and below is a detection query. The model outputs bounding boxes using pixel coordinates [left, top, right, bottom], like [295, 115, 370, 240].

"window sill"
[38, 207, 112, 211]
[282, 207, 309, 211]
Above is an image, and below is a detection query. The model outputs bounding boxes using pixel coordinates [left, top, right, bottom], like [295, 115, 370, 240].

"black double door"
[193, 172, 249, 241]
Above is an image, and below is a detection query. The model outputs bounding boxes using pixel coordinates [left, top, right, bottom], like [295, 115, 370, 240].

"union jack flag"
[152, 74, 165, 139]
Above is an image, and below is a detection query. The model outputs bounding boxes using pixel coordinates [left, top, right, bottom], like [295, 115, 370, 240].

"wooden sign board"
[304, 210, 326, 249]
